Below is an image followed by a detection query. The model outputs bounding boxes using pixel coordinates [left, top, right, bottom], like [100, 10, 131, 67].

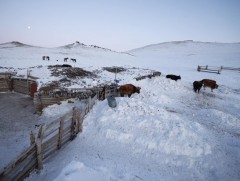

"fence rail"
[221, 66, 240, 71]
[0, 94, 98, 181]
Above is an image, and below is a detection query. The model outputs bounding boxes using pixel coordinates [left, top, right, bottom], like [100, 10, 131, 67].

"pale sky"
[0, 0, 240, 51]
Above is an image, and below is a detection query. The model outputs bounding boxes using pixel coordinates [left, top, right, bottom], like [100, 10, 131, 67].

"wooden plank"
[61, 134, 71, 146]
[43, 142, 58, 160]
[43, 146, 58, 160]
[0, 144, 36, 175]
[71, 108, 77, 140]
[36, 125, 44, 170]
[17, 160, 37, 181]
[43, 133, 59, 150]
[44, 112, 72, 138]
[30, 130, 35, 145]
[4, 155, 37, 181]
[58, 119, 64, 149]
[198, 69, 220, 74]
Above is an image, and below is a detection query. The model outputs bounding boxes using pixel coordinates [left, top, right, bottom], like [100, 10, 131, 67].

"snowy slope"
[0, 41, 240, 181]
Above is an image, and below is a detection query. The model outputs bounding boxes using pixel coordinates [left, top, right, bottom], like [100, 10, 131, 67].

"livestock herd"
[42, 56, 77, 63]
[119, 74, 219, 98]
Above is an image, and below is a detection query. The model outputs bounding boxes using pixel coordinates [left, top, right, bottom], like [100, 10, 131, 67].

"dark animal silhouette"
[64, 57, 68, 62]
[193, 80, 203, 93]
[202, 79, 218, 92]
[62, 64, 72, 67]
[119, 84, 141, 97]
[42, 56, 50, 60]
[71, 58, 76, 63]
[166, 74, 181, 81]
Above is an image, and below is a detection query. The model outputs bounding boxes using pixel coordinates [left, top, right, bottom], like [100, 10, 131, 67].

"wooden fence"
[197, 65, 240, 74]
[0, 73, 12, 92]
[33, 85, 116, 113]
[0, 94, 98, 181]
[0, 74, 37, 97]
[220, 66, 240, 72]
[197, 65, 221, 74]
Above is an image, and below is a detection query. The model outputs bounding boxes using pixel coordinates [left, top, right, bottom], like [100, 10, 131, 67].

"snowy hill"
[0, 41, 38, 48]
[0, 40, 240, 181]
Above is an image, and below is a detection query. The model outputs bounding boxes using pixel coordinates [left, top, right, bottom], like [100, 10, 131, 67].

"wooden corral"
[12, 78, 37, 96]
[0, 94, 98, 181]
[0, 74, 38, 97]
[0, 73, 13, 92]
[34, 84, 117, 112]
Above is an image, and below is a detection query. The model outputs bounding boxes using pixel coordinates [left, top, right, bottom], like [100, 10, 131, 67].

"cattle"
[64, 57, 68, 62]
[118, 84, 141, 97]
[202, 79, 218, 92]
[166, 74, 181, 81]
[193, 80, 203, 93]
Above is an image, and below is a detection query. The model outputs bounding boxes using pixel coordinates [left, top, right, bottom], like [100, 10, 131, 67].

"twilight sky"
[0, 0, 240, 51]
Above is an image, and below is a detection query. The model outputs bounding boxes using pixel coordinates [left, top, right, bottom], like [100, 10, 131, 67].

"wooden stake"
[36, 125, 44, 170]
[30, 130, 35, 145]
[58, 119, 64, 149]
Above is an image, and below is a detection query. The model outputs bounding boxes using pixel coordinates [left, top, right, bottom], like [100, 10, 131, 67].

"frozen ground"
[0, 92, 39, 169]
[0, 41, 240, 180]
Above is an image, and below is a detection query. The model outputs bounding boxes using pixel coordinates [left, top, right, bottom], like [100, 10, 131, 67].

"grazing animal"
[46, 56, 50, 61]
[71, 58, 76, 63]
[64, 57, 68, 62]
[202, 79, 218, 92]
[62, 64, 72, 67]
[119, 84, 141, 97]
[193, 80, 203, 93]
[166, 74, 181, 81]
[42, 56, 45, 60]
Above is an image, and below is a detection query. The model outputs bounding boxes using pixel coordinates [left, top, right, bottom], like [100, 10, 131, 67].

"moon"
[27, 26, 31, 30]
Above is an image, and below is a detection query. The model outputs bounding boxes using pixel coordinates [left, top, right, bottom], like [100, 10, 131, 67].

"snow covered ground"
[0, 41, 240, 180]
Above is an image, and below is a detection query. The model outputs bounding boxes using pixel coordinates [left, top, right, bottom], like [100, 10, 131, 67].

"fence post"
[58, 119, 64, 149]
[71, 108, 77, 140]
[30, 130, 35, 145]
[36, 125, 44, 170]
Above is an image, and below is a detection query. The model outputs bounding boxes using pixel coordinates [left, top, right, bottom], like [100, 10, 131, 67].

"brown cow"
[202, 79, 218, 92]
[119, 84, 141, 97]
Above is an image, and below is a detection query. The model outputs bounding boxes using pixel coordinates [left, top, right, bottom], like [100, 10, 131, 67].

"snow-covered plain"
[0, 40, 240, 180]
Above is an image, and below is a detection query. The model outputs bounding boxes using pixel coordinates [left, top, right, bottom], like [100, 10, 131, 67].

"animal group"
[118, 74, 219, 98]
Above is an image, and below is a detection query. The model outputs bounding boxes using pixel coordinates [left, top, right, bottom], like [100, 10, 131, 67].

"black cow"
[193, 80, 203, 93]
[166, 74, 181, 81]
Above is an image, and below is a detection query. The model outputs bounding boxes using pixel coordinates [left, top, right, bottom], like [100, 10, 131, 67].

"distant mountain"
[0, 41, 40, 48]
[59, 41, 118, 53]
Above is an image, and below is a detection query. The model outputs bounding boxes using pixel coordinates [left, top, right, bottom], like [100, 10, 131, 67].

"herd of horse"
[118, 74, 218, 98]
[42, 56, 77, 63]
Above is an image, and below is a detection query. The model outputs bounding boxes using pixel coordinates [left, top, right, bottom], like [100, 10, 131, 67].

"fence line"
[197, 65, 240, 74]
[221, 66, 240, 71]
[0, 94, 98, 181]
[197, 65, 221, 74]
